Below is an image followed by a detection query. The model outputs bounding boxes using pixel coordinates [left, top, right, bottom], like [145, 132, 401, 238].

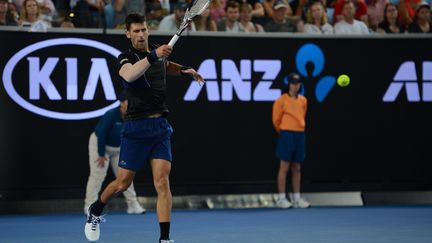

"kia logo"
[3, 38, 121, 120]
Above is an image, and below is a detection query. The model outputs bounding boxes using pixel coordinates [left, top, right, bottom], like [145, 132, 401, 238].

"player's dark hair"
[125, 13, 146, 31]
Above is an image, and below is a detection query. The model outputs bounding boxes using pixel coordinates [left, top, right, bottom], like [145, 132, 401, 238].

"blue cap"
[287, 73, 302, 84]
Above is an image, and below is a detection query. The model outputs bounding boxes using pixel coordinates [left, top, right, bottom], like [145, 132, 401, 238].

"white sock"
[293, 192, 300, 201]
[278, 193, 286, 199]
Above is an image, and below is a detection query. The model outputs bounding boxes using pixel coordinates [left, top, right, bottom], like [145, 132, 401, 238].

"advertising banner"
[1, 31, 431, 197]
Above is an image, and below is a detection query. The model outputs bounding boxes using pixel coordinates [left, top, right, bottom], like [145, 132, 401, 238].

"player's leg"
[96, 117, 151, 209]
[99, 168, 136, 206]
[151, 158, 173, 243]
[84, 117, 153, 241]
[84, 168, 136, 241]
[84, 133, 109, 214]
[109, 150, 145, 214]
[146, 116, 174, 242]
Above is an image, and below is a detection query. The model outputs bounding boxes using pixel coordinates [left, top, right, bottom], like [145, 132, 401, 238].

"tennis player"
[84, 13, 204, 243]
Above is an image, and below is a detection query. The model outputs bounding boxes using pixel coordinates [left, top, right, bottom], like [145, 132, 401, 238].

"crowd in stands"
[0, 0, 430, 33]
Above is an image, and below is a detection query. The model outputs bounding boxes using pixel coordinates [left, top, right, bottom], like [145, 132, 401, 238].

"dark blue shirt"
[94, 107, 123, 156]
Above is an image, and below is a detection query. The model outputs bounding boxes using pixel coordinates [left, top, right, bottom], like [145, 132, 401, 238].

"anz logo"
[184, 59, 282, 101]
[383, 61, 432, 102]
[2, 38, 121, 120]
[295, 44, 336, 103]
[184, 43, 337, 103]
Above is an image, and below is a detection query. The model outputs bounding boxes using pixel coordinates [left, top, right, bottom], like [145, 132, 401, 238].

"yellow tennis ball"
[337, 74, 350, 87]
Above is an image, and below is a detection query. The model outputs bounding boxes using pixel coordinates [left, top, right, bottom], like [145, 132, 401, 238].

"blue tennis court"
[1, 206, 431, 243]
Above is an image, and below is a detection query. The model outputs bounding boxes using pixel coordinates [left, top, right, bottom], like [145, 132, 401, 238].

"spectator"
[194, 6, 217, 31]
[239, 2, 264, 32]
[52, 0, 70, 17]
[217, 1, 244, 32]
[158, 2, 196, 32]
[72, 0, 104, 28]
[35, 0, 56, 23]
[210, 0, 226, 22]
[110, 0, 146, 29]
[11, 0, 22, 11]
[0, 0, 18, 26]
[263, 0, 295, 28]
[366, 0, 388, 31]
[145, 0, 166, 30]
[235, 0, 265, 17]
[398, 0, 422, 26]
[334, 0, 370, 33]
[407, 2, 431, 33]
[304, 1, 334, 33]
[333, 0, 368, 25]
[60, 17, 75, 27]
[290, 0, 308, 18]
[376, 3, 406, 33]
[264, 0, 303, 32]
[20, 0, 51, 31]
[7, 1, 20, 22]
[263, 0, 288, 19]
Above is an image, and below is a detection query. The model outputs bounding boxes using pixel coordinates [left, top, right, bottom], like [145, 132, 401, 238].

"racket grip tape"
[168, 34, 180, 47]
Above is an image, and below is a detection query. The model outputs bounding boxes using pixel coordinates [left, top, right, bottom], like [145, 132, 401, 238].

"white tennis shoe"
[160, 240, 174, 243]
[292, 198, 311, 208]
[84, 206, 105, 241]
[126, 200, 146, 214]
[276, 197, 292, 208]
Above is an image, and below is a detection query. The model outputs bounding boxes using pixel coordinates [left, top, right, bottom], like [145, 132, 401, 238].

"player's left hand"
[181, 68, 205, 86]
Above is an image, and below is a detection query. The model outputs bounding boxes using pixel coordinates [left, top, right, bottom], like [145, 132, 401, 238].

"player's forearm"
[120, 60, 151, 82]
[120, 51, 158, 82]
[166, 61, 183, 76]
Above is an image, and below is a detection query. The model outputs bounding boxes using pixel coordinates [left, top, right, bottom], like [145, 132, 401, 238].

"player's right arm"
[119, 45, 173, 82]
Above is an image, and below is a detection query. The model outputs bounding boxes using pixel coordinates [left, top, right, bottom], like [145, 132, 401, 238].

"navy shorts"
[275, 130, 306, 163]
[119, 116, 173, 171]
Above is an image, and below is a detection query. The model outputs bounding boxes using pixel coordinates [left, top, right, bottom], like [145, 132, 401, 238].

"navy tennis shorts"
[119, 116, 173, 171]
[275, 130, 306, 163]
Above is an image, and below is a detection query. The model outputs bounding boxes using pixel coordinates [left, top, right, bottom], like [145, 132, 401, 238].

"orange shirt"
[272, 93, 307, 132]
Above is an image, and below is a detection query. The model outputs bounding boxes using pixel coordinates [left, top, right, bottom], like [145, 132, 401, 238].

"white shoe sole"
[84, 222, 100, 241]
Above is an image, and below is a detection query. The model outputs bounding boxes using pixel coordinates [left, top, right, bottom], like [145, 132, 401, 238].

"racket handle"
[168, 34, 180, 47]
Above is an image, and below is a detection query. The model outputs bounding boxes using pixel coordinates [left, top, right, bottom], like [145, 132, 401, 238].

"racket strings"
[188, 0, 210, 16]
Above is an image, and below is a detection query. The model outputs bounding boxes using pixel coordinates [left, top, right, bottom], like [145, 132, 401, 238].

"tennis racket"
[168, 0, 211, 47]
